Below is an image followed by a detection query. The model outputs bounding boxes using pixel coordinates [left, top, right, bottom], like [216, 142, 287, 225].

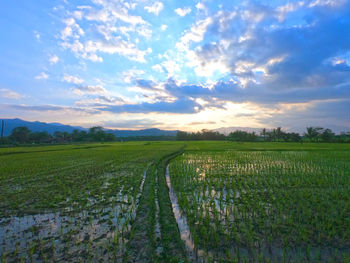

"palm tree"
[272, 128, 277, 142]
[276, 127, 283, 141]
[305, 127, 323, 142]
[261, 128, 267, 141]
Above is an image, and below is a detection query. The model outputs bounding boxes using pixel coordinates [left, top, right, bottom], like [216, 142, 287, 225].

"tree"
[29, 131, 51, 143]
[105, 133, 116, 142]
[71, 129, 87, 142]
[282, 132, 301, 142]
[79, 131, 88, 141]
[176, 130, 226, 141]
[176, 131, 189, 140]
[63, 132, 71, 142]
[54, 131, 65, 143]
[320, 128, 334, 142]
[272, 129, 277, 142]
[72, 129, 81, 142]
[89, 126, 106, 142]
[228, 130, 257, 142]
[260, 128, 267, 141]
[305, 127, 323, 142]
[11, 126, 31, 143]
[275, 127, 284, 141]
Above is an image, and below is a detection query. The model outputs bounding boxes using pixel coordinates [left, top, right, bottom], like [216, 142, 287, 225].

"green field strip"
[156, 149, 189, 263]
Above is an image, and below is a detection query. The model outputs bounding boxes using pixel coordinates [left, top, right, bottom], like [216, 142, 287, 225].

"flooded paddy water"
[168, 150, 350, 262]
[0, 168, 149, 262]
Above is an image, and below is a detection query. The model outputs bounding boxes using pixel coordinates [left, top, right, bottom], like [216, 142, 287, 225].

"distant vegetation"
[0, 126, 116, 145]
[1, 125, 349, 145]
[177, 127, 350, 143]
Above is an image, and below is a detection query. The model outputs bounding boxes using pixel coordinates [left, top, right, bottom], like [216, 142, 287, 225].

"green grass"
[126, 144, 187, 263]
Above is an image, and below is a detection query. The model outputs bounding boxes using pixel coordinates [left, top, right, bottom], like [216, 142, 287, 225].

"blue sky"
[0, 0, 349, 132]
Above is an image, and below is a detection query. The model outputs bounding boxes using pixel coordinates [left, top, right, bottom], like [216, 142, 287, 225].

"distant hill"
[0, 118, 178, 137]
[0, 118, 87, 136]
[212, 126, 265, 135]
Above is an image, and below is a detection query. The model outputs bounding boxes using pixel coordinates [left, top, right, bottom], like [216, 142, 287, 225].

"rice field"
[1, 141, 349, 262]
[0, 142, 183, 262]
[168, 145, 350, 262]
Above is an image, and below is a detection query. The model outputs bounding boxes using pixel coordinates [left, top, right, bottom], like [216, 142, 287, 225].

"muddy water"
[165, 166, 206, 262]
[0, 203, 131, 262]
[136, 167, 148, 207]
[0, 167, 150, 262]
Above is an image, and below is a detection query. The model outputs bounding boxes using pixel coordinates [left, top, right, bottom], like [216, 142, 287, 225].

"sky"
[0, 0, 350, 133]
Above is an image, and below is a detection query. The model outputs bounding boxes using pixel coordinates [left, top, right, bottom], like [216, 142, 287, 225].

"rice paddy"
[1, 141, 349, 262]
[168, 143, 350, 262]
[0, 142, 183, 262]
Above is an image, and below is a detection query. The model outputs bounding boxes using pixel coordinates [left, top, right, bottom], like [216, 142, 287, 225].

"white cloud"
[61, 18, 84, 40]
[144, 2, 164, 16]
[161, 24, 168, 31]
[75, 95, 124, 106]
[62, 75, 84, 84]
[196, 2, 206, 10]
[111, 9, 146, 26]
[34, 30, 40, 40]
[73, 10, 83, 20]
[309, 0, 346, 7]
[73, 85, 107, 95]
[35, 72, 49, 80]
[162, 60, 181, 77]
[60, 1, 153, 63]
[0, 89, 25, 100]
[61, 26, 73, 40]
[175, 7, 192, 17]
[192, 57, 229, 77]
[49, 55, 59, 65]
[96, 24, 117, 40]
[124, 2, 137, 10]
[177, 17, 212, 49]
[62, 37, 147, 63]
[152, 64, 163, 72]
[87, 0, 147, 27]
[330, 57, 347, 66]
[77, 5, 91, 10]
[122, 69, 145, 83]
[85, 9, 110, 22]
[276, 2, 305, 22]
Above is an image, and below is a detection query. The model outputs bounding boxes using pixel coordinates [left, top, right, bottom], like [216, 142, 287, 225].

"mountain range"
[0, 119, 271, 138]
[0, 118, 178, 137]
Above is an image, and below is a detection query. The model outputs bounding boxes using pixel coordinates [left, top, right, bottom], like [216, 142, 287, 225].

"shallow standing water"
[0, 167, 150, 262]
[165, 165, 205, 262]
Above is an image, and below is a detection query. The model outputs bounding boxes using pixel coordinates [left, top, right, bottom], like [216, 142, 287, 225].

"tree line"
[176, 127, 350, 143]
[0, 126, 116, 144]
[1, 125, 349, 145]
